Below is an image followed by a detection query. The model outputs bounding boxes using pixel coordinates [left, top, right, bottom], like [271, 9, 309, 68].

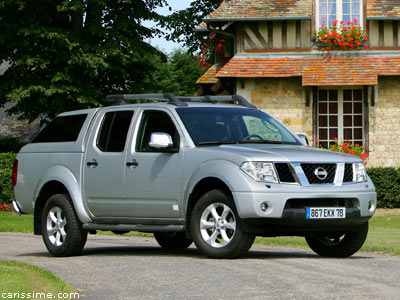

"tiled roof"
[204, 0, 312, 20]
[196, 64, 220, 84]
[217, 56, 400, 86]
[367, 1, 400, 18]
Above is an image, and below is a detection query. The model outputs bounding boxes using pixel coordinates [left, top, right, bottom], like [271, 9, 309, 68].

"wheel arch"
[33, 165, 92, 235]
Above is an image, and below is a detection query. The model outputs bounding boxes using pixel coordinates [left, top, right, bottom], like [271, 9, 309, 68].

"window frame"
[316, 0, 363, 29]
[316, 87, 365, 148]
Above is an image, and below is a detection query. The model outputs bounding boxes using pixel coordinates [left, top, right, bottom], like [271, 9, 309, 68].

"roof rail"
[105, 93, 256, 109]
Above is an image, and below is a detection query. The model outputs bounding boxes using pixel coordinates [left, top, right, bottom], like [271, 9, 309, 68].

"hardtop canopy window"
[32, 114, 87, 143]
[176, 107, 301, 146]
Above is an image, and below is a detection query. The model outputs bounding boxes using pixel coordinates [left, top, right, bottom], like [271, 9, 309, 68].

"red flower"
[334, 137, 338, 140]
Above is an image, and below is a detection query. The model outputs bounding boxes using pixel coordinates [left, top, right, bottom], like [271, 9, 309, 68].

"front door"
[317, 88, 364, 148]
[123, 109, 184, 219]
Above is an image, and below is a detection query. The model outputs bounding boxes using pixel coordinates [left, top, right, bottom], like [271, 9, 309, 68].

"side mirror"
[149, 132, 175, 150]
[297, 134, 309, 146]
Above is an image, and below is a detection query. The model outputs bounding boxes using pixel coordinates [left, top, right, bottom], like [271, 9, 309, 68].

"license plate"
[306, 207, 346, 219]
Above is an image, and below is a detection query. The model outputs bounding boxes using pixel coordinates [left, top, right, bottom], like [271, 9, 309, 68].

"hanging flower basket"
[314, 18, 369, 50]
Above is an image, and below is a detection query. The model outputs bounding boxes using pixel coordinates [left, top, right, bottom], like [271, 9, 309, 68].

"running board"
[83, 223, 185, 233]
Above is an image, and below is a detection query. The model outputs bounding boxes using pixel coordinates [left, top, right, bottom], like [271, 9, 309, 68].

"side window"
[32, 114, 87, 143]
[97, 111, 134, 152]
[243, 116, 282, 141]
[136, 110, 180, 152]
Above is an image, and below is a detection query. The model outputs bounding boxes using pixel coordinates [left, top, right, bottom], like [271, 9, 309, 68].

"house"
[195, 0, 400, 167]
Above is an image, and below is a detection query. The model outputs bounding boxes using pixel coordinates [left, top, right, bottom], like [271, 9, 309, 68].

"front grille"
[343, 163, 353, 183]
[284, 198, 356, 209]
[301, 163, 336, 184]
[274, 163, 296, 183]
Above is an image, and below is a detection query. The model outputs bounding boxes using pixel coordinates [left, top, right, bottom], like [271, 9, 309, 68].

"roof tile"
[216, 56, 400, 86]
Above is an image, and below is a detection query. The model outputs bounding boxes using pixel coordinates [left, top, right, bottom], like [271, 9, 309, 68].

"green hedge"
[367, 167, 400, 208]
[0, 153, 17, 204]
[0, 152, 399, 208]
[0, 137, 22, 153]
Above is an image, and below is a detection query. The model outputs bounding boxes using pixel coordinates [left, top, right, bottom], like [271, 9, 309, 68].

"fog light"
[368, 200, 373, 210]
[260, 202, 269, 212]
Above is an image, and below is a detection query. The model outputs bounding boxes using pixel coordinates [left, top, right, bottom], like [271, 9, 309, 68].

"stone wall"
[369, 76, 400, 167]
[236, 77, 313, 138]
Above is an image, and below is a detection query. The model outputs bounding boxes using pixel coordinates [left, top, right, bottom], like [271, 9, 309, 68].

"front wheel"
[154, 232, 193, 249]
[305, 223, 369, 257]
[41, 194, 87, 257]
[190, 189, 255, 259]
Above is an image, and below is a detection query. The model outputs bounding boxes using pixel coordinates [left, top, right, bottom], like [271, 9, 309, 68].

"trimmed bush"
[0, 153, 17, 204]
[368, 167, 400, 208]
[0, 137, 22, 153]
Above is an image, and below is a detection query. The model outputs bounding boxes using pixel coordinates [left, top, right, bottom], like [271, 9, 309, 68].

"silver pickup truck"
[12, 94, 376, 258]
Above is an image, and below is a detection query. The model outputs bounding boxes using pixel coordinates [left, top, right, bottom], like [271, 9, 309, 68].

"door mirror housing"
[297, 134, 309, 146]
[149, 132, 177, 152]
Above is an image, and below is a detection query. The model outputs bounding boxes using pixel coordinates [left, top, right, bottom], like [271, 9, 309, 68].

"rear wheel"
[154, 232, 193, 249]
[190, 189, 255, 259]
[41, 194, 87, 257]
[305, 223, 369, 257]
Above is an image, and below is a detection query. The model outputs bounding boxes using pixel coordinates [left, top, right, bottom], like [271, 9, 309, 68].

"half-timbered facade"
[196, 0, 400, 167]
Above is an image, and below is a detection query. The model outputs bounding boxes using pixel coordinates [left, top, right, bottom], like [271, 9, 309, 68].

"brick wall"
[236, 77, 313, 138]
[369, 76, 400, 167]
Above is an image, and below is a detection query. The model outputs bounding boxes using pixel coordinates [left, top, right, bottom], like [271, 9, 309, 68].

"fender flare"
[34, 165, 92, 223]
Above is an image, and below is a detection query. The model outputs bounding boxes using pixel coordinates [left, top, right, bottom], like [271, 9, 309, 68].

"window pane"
[319, 128, 328, 140]
[32, 114, 87, 143]
[319, 116, 328, 127]
[352, 3, 360, 15]
[329, 128, 338, 139]
[319, 103, 327, 114]
[344, 128, 353, 139]
[354, 128, 363, 139]
[98, 111, 134, 152]
[354, 102, 362, 113]
[328, 3, 336, 15]
[319, 90, 328, 101]
[354, 115, 362, 126]
[344, 102, 352, 113]
[329, 90, 338, 101]
[343, 89, 352, 101]
[344, 115, 352, 127]
[354, 89, 362, 100]
[343, 15, 351, 23]
[343, 3, 350, 14]
[329, 116, 338, 126]
[320, 3, 327, 15]
[329, 103, 338, 114]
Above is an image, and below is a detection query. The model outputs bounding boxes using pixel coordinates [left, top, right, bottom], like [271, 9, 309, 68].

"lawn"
[0, 260, 75, 298]
[1, 211, 399, 255]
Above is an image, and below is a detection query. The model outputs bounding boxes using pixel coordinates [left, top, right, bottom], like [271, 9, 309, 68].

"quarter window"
[318, 0, 362, 28]
[97, 111, 134, 152]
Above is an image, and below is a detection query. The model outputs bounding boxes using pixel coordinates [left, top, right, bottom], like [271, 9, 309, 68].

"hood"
[210, 144, 362, 163]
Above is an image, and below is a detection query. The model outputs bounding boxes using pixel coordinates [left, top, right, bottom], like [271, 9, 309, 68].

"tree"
[0, 0, 168, 122]
[144, 49, 206, 96]
[165, 0, 221, 54]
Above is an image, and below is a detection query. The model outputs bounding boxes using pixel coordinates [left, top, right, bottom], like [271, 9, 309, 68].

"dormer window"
[317, 0, 363, 28]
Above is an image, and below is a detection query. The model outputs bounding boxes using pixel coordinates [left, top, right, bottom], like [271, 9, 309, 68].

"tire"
[190, 189, 255, 259]
[154, 232, 193, 249]
[305, 222, 369, 258]
[41, 193, 87, 257]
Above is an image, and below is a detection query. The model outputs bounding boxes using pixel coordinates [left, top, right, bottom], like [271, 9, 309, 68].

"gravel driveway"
[1, 232, 399, 300]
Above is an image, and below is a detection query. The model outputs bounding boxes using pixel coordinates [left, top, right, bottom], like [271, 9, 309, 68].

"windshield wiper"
[238, 140, 284, 144]
[198, 141, 238, 146]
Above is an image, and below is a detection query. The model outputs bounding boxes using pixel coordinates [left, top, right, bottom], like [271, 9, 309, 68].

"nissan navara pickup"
[12, 94, 376, 258]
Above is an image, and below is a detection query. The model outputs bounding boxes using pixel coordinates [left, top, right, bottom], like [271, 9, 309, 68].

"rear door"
[83, 108, 135, 218]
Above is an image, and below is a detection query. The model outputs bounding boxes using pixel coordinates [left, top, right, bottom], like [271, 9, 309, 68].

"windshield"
[176, 107, 301, 146]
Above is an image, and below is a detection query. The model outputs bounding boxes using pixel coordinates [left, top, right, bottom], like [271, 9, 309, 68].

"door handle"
[87, 160, 98, 167]
[126, 159, 139, 167]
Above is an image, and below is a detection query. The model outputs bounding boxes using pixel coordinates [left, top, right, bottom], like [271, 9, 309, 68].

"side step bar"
[83, 223, 185, 233]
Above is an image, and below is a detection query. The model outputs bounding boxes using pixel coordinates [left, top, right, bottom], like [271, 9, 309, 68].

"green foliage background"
[0, 153, 17, 204]
[367, 168, 400, 208]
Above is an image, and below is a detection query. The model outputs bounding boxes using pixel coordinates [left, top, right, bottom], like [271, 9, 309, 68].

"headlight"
[353, 162, 367, 182]
[240, 162, 278, 183]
